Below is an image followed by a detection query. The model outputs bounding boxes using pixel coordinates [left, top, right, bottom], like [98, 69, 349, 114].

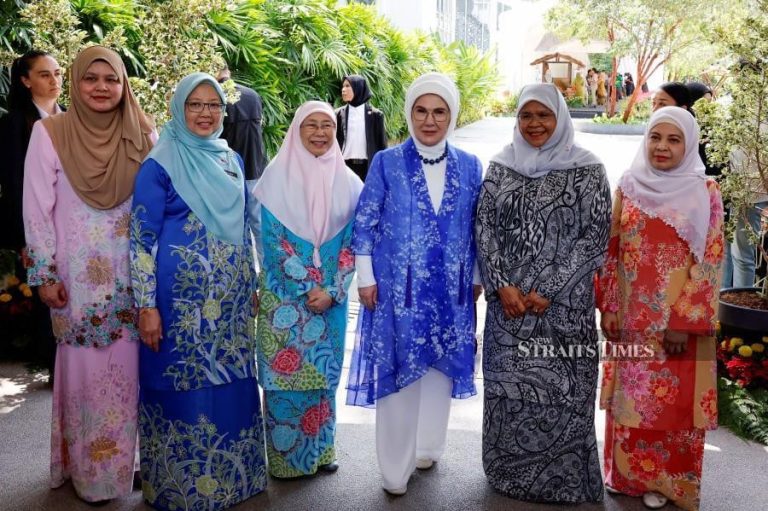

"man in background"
[217, 65, 267, 182]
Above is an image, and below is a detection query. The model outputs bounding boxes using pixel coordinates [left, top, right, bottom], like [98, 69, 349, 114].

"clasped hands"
[497, 285, 550, 319]
[306, 287, 333, 314]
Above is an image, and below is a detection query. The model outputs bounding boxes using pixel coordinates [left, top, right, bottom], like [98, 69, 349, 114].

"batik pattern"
[476, 161, 611, 503]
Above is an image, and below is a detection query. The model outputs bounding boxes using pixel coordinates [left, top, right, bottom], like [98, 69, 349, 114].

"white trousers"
[375, 368, 453, 490]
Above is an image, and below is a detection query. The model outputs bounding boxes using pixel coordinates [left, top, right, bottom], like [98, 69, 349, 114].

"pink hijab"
[253, 101, 363, 266]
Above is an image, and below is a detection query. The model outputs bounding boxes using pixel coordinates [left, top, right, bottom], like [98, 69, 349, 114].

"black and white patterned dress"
[475, 161, 611, 503]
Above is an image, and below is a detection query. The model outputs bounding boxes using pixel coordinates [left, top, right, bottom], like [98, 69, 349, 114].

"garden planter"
[719, 287, 768, 336]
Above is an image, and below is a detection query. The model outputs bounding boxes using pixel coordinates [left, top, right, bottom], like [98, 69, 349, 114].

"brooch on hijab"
[418, 146, 448, 165]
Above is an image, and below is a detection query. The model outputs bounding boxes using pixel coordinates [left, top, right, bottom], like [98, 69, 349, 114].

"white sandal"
[642, 492, 668, 509]
[415, 458, 434, 470]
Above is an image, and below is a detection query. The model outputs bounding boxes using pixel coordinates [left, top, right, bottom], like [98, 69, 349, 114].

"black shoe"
[320, 462, 339, 473]
[133, 471, 143, 490]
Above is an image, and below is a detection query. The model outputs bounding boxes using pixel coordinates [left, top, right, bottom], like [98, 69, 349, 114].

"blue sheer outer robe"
[347, 138, 483, 407]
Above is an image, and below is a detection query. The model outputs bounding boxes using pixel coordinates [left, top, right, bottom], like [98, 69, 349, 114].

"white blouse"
[341, 104, 368, 160]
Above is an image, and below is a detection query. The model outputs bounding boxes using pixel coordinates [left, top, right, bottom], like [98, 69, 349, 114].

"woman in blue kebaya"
[130, 72, 266, 510]
[347, 73, 483, 495]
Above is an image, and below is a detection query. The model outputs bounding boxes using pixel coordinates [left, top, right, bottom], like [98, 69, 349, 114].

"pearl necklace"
[418, 146, 448, 165]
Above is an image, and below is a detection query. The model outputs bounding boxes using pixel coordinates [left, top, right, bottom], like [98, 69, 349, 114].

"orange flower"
[628, 446, 665, 481]
[86, 256, 114, 286]
[88, 436, 120, 462]
[114, 213, 131, 238]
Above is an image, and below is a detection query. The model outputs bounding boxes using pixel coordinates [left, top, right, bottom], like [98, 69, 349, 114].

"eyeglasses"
[412, 107, 449, 123]
[517, 112, 555, 123]
[185, 101, 225, 113]
[300, 122, 335, 133]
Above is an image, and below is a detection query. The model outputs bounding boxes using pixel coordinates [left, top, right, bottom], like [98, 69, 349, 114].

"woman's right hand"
[600, 311, 620, 340]
[39, 282, 68, 309]
[497, 286, 527, 318]
[139, 307, 162, 352]
[359, 285, 377, 310]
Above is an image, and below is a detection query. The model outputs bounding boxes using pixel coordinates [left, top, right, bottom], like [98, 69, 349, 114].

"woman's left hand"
[526, 289, 551, 316]
[473, 285, 483, 302]
[307, 287, 333, 314]
[663, 330, 688, 355]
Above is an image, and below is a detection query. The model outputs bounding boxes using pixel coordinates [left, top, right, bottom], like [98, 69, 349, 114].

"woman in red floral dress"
[597, 106, 724, 510]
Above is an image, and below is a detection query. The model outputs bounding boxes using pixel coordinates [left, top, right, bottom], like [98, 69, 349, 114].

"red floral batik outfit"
[596, 180, 723, 511]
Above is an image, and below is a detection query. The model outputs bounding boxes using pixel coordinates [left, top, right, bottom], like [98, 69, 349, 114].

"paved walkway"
[2, 117, 768, 511]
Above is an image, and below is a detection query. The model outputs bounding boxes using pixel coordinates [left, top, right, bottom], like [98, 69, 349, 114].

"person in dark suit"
[0, 50, 64, 374]
[217, 65, 267, 182]
[335, 74, 387, 181]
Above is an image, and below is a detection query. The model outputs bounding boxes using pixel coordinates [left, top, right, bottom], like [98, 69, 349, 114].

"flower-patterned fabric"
[50, 341, 138, 502]
[256, 206, 355, 476]
[24, 127, 138, 348]
[139, 378, 266, 510]
[596, 180, 724, 511]
[346, 139, 482, 407]
[23, 123, 141, 501]
[130, 158, 266, 507]
[263, 389, 336, 478]
[130, 159, 258, 392]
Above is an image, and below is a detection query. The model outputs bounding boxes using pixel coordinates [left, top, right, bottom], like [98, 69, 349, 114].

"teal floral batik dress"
[130, 158, 267, 510]
[256, 206, 355, 478]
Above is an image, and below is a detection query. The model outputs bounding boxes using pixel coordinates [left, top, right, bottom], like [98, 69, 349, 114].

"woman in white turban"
[346, 73, 484, 495]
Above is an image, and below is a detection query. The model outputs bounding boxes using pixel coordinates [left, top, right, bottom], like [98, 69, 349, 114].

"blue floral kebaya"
[346, 138, 483, 407]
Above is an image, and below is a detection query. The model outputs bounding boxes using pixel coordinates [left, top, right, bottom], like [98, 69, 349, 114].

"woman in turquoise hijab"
[130, 72, 267, 510]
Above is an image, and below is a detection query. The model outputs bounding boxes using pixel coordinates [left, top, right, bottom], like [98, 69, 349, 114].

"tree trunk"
[621, 63, 646, 123]
[608, 55, 618, 117]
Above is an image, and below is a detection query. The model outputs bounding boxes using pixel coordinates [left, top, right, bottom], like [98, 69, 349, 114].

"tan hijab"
[42, 46, 154, 210]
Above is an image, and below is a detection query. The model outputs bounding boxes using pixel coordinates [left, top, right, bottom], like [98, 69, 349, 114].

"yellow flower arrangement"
[0, 293, 12, 303]
[738, 345, 753, 357]
[729, 337, 744, 351]
[19, 284, 33, 298]
[751, 343, 765, 353]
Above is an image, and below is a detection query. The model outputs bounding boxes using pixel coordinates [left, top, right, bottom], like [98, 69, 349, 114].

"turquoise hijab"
[146, 72, 245, 244]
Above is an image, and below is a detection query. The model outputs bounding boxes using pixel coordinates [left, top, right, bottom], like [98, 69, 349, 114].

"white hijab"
[252, 101, 363, 266]
[618, 106, 710, 262]
[404, 72, 460, 158]
[491, 83, 601, 178]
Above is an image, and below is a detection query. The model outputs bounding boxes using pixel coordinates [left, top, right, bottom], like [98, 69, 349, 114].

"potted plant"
[696, 3, 768, 340]
[695, 4, 768, 445]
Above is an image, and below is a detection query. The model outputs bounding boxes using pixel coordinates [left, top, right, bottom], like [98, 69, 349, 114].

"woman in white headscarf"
[475, 83, 611, 503]
[346, 73, 483, 495]
[597, 106, 723, 511]
[252, 101, 362, 479]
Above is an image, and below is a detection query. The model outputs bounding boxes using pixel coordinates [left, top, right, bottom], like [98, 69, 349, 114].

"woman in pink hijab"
[252, 101, 363, 478]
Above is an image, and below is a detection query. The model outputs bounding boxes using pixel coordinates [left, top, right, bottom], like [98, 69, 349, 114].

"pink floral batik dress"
[596, 180, 724, 511]
[23, 123, 139, 502]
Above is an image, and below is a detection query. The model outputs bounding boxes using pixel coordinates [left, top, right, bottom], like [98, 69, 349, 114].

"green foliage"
[718, 376, 768, 445]
[488, 92, 519, 117]
[548, 0, 739, 121]
[587, 53, 611, 73]
[696, 2, 768, 273]
[590, 98, 651, 125]
[0, 0, 500, 157]
[435, 38, 500, 126]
